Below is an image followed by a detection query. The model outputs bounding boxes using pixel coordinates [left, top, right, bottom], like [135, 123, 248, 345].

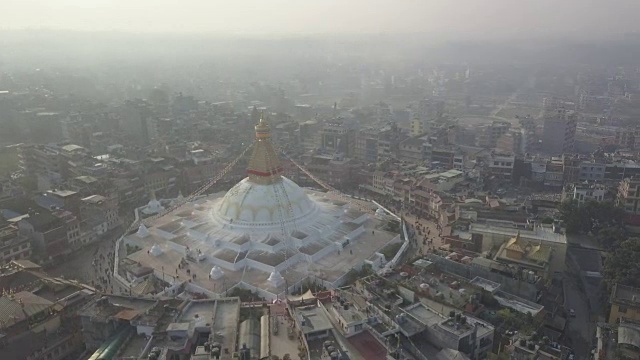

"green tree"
[558, 200, 625, 234]
[595, 226, 627, 248]
[604, 237, 640, 287]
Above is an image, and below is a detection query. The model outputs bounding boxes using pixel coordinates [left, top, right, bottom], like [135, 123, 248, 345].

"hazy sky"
[1, 0, 639, 39]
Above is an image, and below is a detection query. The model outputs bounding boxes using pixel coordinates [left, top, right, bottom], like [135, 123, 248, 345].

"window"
[619, 306, 628, 313]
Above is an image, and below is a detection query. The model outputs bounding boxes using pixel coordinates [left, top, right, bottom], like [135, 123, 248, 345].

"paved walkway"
[47, 227, 123, 294]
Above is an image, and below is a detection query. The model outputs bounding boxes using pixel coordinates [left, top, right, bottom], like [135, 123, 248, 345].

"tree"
[604, 237, 640, 287]
[558, 200, 625, 234]
[595, 226, 627, 248]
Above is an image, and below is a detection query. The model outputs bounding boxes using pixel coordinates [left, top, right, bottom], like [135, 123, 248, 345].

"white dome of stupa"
[214, 177, 317, 228]
[209, 266, 224, 280]
[211, 116, 318, 230]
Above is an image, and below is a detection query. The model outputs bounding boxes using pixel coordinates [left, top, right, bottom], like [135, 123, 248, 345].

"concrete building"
[493, 231, 553, 280]
[578, 161, 606, 182]
[356, 127, 384, 163]
[0, 262, 96, 360]
[609, 284, 640, 324]
[410, 117, 428, 137]
[81, 194, 121, 233]
[401, 302, 494, 360]
[398, 137, 426, 164]
[0, 222, 31, 266]
[562, 183, 606, 205]
[615, 127, 640, 150]
[544, 158, 565, 188]
[303, 154, 358, 188]
[468, 222, 567, 274]
[496, 128, 524, 155]
[120, 99, 157, 145]
[16, 210, 69, 260]
[542, 109, 578, 155]
[617, 178, 640, 214]
[321, 120, 355, 157]
[415, 170, 465, 193]
[429, 146, 458, 170]
[356, 125, 403, 163]
[487, 153, 515, 181]
[476, 121, 510, 149]
[78, 294, 312, 360]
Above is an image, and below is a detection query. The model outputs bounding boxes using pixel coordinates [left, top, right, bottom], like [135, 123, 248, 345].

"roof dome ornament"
[149, 244, 163, 256]
[137, 223, 150, 237]
[209, 266, 224, 280]
[268, 270, 284, 287]
[143, 190, 165, 215]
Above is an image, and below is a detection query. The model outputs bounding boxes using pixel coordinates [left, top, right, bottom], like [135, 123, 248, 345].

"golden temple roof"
[502, 231, 551, 264]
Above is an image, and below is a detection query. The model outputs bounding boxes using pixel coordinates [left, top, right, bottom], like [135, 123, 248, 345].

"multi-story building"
[398, 137, 425, 164]
[542, 109, 578, 155]
[496, 128, 524, 155]
[357, 275, 494, 360]
[562, 154, 582, 184]
[608, 284, 640, 324]
[0, 262, 96, 360]
[476, 121, 510, 149]
[356, 125, 403, 163]
[518, 115, 537, 154]
[415, 170, 465, 193]
[0, 223, 31, 265]
[141, 157, 179, 197]
[617, 178, 640, 214]
[410, 117, 426, 137]
[578, 161, 606, 182]
[488, 153, 515, 182]
[544, 158, 565, 188]
[304, 154, 358, 188]
[81, 194, 121, 232]
[615, 127, 640, 150]
[429, 146, 457, 170]
[120, 99, 157, 145]
[17, 210, 69, 260]
[402, 303, 495, 360]
[356, 127, 384, 163]
[320, 120, 355, 157]
[562, 183, 606, 205]
[19, 144, 64, 185]
[605, 163, 640, 182]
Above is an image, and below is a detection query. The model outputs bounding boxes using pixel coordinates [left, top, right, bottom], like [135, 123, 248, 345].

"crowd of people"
[90, 235, 118, 293]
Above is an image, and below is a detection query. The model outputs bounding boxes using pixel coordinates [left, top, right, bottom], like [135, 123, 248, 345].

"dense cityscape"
[3, 3, 640, 360]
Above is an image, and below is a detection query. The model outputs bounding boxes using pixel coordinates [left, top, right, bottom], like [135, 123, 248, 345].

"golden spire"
[247, 114, 283, 184]
[255, 112, 271, 140]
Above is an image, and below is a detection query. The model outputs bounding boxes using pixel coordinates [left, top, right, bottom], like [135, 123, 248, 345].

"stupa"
[118, 116, 402, 299]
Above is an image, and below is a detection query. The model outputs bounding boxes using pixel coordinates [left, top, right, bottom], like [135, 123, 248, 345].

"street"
[563, 273, 596, 359]
[47, 227, 122, 294]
